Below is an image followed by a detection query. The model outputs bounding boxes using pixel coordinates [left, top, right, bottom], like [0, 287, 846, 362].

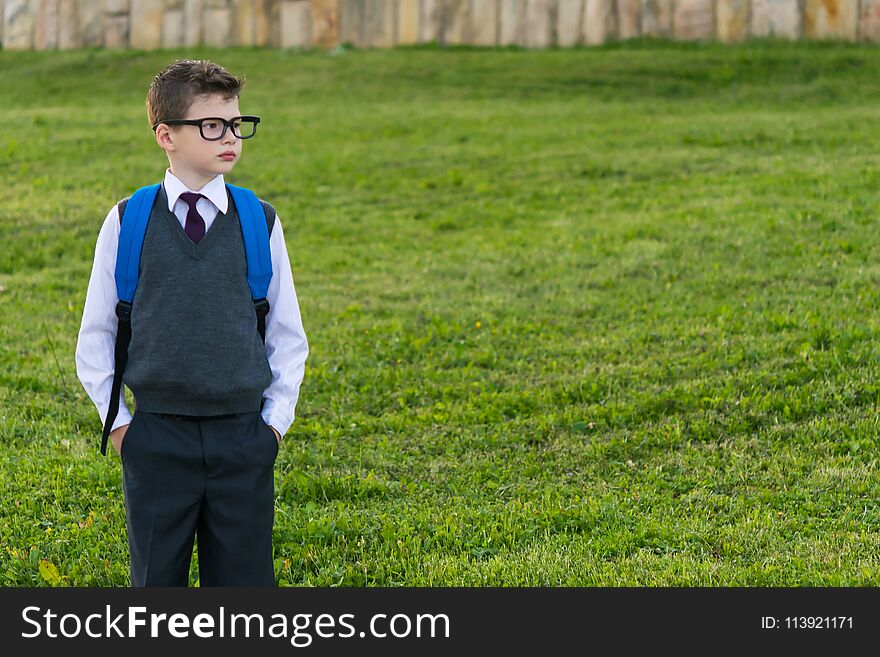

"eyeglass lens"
[201, 118, 258, 140]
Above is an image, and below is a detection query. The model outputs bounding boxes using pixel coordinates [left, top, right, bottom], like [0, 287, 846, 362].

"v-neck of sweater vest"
[156, 183, 235, 262]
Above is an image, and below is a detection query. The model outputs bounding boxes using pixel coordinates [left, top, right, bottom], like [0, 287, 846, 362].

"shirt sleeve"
[74, 204, 133, 432]
[260, 214, 309, 438]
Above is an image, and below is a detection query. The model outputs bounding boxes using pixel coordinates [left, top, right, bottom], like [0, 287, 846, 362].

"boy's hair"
[146, 59, 246, 131]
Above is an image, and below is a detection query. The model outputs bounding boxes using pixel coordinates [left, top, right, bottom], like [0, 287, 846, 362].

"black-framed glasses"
[152, 115, 261, 140]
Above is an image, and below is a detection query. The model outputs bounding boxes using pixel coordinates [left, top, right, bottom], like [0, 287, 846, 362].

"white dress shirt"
[75, 168, 309, 438]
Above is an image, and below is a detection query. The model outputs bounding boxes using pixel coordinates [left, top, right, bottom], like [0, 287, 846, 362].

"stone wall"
[1, 0, 877, 50]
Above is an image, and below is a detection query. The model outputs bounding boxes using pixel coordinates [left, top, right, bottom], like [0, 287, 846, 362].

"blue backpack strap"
[226, 183, 273, 346]
[226, 183, 272, 299]
[101, 183, 160, 456]
[116, 184, 161, 302]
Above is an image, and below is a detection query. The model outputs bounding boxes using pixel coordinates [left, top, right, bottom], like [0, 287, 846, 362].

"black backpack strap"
[102, 300, 132, 456]
[254, 199, 276, 345]
[252, 198, 276, 413]
[258, 198, 276, 238]
[117, 197, 130, 225]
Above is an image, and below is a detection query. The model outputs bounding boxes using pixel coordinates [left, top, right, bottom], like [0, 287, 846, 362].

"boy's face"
[155, 93, 242, 179]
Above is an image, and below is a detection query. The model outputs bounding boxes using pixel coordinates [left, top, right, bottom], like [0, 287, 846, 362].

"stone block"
[362, 0, 391, 45]
[255, 0, 280, 45]
[162, 6, 184, 45]
[4, 0, 34, 49]
[499, 0, 526, 44]
[557, 0, 583, 45]
[183, 0, 201, 45]
[105, 0, 130, 14]
[716, 0, 747, 41]
[59, 0, 80, 48]
[203, 5, 232, 45]
[673, 0, 713, 40]
[804, 0, 857, 40]
[419, 0, 441, 41]
[471, 0, 497, 44]
[130, 0, 164, 48]
[339, 0, 361, 45]
[311, 0, 337, 46]
[34, 0, 59, 50]
[859, 0, 880, 41]
[77, 0, 103, 46]
[617, 0, 639, 38]
[751, 0, 800, 38]
[396, 0, 418, 44]
[233, 0, 256, 45]
[583, 0, 613, 44]
[525, 0, 552, 47]
[104, 13, 129, 47]
[640, 0, 672, 36]
[280, 0, 310, 46]
[445, 0, 470, 44]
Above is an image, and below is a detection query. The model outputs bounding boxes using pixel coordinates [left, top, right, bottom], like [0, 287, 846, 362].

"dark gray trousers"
[120, 409, 279, 587]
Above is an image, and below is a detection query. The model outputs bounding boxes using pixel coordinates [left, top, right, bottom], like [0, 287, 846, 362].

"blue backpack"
[100, 182, 274, 455]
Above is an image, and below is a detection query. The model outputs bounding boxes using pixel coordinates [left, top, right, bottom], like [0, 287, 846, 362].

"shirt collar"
[163, 168, 229, 214]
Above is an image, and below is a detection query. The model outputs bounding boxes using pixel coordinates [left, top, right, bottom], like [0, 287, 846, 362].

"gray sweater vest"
[121, 183, 276, 415]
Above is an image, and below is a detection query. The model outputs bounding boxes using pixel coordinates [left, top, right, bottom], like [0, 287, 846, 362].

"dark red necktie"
[179, 191, 206, 243]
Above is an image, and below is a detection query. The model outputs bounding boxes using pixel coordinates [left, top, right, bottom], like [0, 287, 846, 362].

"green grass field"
[2, 38, 880, 585]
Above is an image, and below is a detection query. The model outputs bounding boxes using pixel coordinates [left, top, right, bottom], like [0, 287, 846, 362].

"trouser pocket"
[120, 411, 139, 461]
[256, 413, 279, 460]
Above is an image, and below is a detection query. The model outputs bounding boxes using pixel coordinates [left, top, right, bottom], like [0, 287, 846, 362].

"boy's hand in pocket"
[110, 423, 130, 456]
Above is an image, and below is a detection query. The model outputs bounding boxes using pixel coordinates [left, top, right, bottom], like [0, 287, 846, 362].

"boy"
[74, 59, 309, 587]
